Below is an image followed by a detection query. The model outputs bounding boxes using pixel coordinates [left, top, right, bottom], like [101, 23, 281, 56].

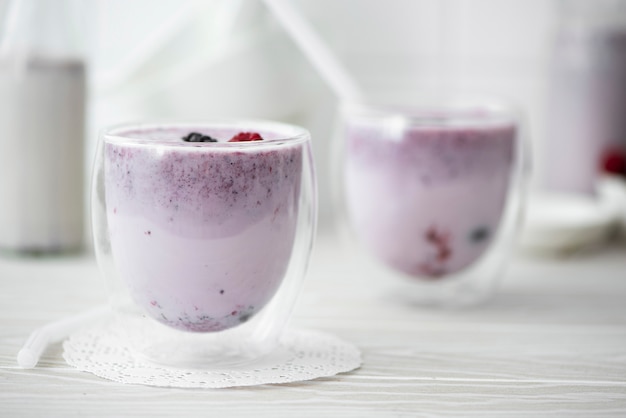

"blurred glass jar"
[0, 0, 87, 254]
[334, 98, 528, 307]
[543, 0, 626, 194]
[92, 121, 317, 367]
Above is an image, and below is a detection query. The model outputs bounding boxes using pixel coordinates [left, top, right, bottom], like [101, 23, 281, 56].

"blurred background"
[1, 0, 625, 254]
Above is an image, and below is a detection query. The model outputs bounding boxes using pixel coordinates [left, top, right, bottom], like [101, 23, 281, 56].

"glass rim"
[101, 120, 311, 149]
[340, 97, 520, 128]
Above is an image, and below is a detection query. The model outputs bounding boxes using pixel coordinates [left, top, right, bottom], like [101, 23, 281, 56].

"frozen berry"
[182, 132, 202, 142]
[182, 132, 217, 143]
[229, 132, 263, 142]
[600, 147, 626, 176]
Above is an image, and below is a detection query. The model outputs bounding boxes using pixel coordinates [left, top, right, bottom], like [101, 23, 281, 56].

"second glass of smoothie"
[336, 100, 526, 307]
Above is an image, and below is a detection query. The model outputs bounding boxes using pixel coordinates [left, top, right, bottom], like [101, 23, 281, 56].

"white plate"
[520, 183, 624, 254]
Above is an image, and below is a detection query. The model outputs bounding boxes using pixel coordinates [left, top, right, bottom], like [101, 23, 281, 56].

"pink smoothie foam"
[104, 126, 303, 332]
[344, 116, 516, 279]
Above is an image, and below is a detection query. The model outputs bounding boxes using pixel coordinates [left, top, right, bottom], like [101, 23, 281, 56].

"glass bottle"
[543, 0, 626, 194]
[0, 0, 87, 254]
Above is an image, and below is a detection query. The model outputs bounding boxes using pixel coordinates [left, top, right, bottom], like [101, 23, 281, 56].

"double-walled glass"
[335, 99, 527, 307]
[92, 121, 317, 367]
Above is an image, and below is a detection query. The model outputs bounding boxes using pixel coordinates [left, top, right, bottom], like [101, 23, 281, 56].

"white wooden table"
[1, 230, 625, 417]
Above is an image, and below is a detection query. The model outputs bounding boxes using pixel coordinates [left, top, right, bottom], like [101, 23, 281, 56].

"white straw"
[262, 0, 363, 102]
[17, 305, 110, 368]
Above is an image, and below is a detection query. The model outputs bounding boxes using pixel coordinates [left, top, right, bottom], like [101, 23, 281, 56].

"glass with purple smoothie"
[337, 100, 526, 307]
[92, 121, 316, 367]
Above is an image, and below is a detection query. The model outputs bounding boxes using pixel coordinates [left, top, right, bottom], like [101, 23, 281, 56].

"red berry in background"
[229, 132, 263, 142]
[600, 146, 626, 176]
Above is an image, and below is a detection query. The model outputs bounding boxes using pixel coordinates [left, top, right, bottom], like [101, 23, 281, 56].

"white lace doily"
[63, 322, 361, 388]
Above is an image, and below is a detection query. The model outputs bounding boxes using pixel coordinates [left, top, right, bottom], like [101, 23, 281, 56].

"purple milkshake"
[101, 122, 308, 333]
[341, 103, 520, 285]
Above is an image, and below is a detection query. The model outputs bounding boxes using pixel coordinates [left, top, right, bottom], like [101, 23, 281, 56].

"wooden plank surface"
[1, 232, 625, 417]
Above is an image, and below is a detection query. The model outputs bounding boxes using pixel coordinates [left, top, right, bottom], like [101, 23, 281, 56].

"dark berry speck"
[182, 132, 218, 143]
[469, 226, 490, 243]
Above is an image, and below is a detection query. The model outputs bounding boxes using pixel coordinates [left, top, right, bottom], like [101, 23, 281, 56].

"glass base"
[112, 313, 279, 369]
[136, 340, 276, 370]
[390, 276, 496, 309]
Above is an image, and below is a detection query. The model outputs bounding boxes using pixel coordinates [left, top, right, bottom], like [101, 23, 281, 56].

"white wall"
[87, 0, 559, 229]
